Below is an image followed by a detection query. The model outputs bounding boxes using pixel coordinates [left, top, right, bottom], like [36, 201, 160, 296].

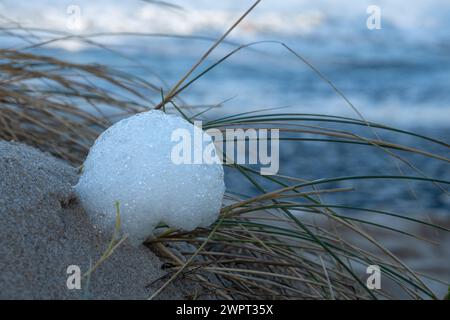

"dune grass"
[0, 1, 449, 300]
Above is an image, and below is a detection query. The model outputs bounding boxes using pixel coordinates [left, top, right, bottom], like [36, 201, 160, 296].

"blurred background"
[2, 0, 450, 125]
[4, 1, 446, 205]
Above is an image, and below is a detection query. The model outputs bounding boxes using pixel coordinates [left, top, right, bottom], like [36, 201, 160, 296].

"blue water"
[2, 0, 450, 126]
[1, 0, 449, 213]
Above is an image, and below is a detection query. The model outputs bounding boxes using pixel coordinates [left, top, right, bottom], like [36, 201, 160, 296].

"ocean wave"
[1, 0, 450, 51]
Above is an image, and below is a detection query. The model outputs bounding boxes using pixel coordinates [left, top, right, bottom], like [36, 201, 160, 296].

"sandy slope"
[0, 141, 187, 299]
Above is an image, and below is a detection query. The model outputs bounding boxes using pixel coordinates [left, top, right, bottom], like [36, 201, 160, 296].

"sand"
[0, 141, 187, 299]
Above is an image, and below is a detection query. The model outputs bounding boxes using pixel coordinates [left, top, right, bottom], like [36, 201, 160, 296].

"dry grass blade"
[154, 0, 262, 109]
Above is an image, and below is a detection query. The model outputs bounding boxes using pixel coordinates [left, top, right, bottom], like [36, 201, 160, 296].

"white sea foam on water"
[2, 0, 449, 126]
[2, 0, 450, 49]
[75, 110, 225, 245]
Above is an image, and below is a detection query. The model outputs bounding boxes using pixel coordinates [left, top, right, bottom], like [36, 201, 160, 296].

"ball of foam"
[75, 110, 225, 245]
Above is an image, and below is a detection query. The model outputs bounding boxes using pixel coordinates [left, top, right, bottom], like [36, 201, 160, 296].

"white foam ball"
[75, 110, 225, 245]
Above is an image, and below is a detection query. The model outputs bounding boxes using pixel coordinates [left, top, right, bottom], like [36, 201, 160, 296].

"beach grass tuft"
[1, 1, 449, 300]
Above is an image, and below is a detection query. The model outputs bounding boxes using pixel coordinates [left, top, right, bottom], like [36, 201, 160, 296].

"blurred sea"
[1, 0, 449, 210]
